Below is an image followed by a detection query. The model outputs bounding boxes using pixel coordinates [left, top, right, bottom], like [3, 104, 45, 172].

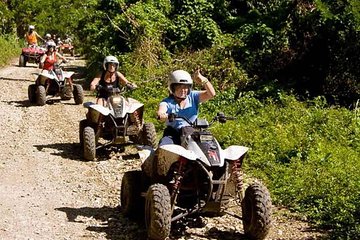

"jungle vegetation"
[1, 0, 359, 239]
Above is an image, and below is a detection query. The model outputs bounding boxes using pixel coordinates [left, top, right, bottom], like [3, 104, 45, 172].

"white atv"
[121, 112, 272, 240]
[28, 62, 84, 106]
[80, 85, 157, 161]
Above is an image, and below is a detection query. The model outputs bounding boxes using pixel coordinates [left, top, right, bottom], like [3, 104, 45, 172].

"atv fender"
[33, 71, 56, 80]
[221, 145, 249, 161]
[83, 102, 111, 116]
[126, 97, 144, 113]
[138, 145, 156, 178]
[156, 144, 198, 177]
[62, 71, 74, 79]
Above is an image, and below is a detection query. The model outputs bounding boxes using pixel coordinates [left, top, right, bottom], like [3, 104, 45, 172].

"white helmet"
[168, 70, 193, 95]
[28, 25, 35, 31]
[45, 33, 51, 39]
[103, 56, 119, 71]
[46, 41, 56, 49]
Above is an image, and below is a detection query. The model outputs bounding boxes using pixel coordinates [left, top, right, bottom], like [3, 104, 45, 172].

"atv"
[80, 85, 158, 161]
[19, 44, 45, 67]
[28, 61, 84, 106]
[58, 43, 75, 56]
[121, 112, 272, 240]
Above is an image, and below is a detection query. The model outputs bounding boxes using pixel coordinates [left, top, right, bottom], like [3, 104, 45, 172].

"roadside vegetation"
[0, 35, 21, 66]
[1, 0, 359, 239]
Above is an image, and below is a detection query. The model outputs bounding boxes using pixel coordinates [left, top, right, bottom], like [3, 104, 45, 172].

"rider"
[44, 33, 55, 47]
[39, 42, 68, 91]
[90, 56, 137, 106]
[24, 25, 43, 46]
[157, 69, 216, 146]
[63, 34, 72, 45]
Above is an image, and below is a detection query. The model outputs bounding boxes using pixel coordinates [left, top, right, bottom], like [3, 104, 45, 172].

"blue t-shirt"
[160, 91, 201, 130]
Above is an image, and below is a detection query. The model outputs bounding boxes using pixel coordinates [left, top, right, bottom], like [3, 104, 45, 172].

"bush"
[0, 34, 21, 66]
[208, 92, 360, 239]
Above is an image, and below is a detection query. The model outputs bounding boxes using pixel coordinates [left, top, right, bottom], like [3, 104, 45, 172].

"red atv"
[58, 43, 75, 56]
[19, 45, 45, 67]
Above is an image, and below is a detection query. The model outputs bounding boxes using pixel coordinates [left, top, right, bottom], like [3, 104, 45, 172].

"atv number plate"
[200, 134, 214, 142]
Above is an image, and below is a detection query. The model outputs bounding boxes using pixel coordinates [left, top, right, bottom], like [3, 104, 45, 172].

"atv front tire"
[73, 84, 84, 105]
[141, 122, 158, 148]
[145, 183, 171, 240]
[242, 182, 272, 240]
[79, 119, 87, 149]
[28, 84, 37, 103]
[121, 170, 144, 218]
[19, 54, 26, 67]
[83, 126, 96, 161]
[36, 85, 47, 106]
[60, 85, 72, 100]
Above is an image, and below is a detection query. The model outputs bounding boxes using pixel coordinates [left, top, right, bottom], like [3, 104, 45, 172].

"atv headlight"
[111, 97, 124, 117]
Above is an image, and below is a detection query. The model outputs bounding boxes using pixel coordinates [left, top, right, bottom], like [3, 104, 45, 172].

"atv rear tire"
[36, 85, 47, 106]
[242, 182, 272, 240]
[73, 84, 84, 105]
[141, 122, 158, 148]
[28, 84, 37, 103]
[83, 126, 96, 161]
[121, 170, 144, 218]
[145, 183, 171, 240]
[19, 54, 26, 67]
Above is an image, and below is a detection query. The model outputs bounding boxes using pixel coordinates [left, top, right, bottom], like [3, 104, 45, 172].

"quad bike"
[58, 43, 75, 56]
[19, 44, 45, 67]
[121, 113, 272, 240]
[28, 61, 84, 106]
[80, 85, 158, 161]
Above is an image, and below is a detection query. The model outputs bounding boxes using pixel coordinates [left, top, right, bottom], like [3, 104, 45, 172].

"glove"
[126, 82, 137, 90]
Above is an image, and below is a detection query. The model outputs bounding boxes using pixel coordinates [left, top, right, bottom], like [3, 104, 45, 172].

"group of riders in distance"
[23, 24, 273, 240]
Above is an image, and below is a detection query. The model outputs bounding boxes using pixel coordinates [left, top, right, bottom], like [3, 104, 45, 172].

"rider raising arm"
[157, 69, 216, 146]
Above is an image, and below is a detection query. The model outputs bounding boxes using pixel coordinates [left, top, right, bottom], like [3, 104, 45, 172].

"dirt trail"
[0, 58, 325, 239]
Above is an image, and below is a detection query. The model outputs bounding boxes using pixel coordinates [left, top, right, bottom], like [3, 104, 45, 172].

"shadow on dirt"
[34, 143, 83, 161]
[33, 143, 140, 162]
[197, 229, 245, 239]
[55, 206, 147, 240]
[56, 205, 230, 240]
[3, 100, 32, 107]
[11, 62, 39, 68]
[4, 99, 86, 108]
[0, 76, 34, 82]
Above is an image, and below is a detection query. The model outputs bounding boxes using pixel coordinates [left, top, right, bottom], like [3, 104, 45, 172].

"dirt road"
[0, 58, 325, 239]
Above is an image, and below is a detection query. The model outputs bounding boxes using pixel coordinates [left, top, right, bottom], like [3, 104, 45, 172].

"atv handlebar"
[95, 83, 137, 93]
[168, 112, 236, 127]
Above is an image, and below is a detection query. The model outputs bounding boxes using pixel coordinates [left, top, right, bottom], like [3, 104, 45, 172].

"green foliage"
[0, 34, 21, 66]
[166, 0, 222, 50]
[208, 92, 360, 239]
[0, 2, 15, 34]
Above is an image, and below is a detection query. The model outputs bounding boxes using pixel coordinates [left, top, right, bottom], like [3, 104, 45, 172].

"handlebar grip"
[126, 83, 137, 90]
